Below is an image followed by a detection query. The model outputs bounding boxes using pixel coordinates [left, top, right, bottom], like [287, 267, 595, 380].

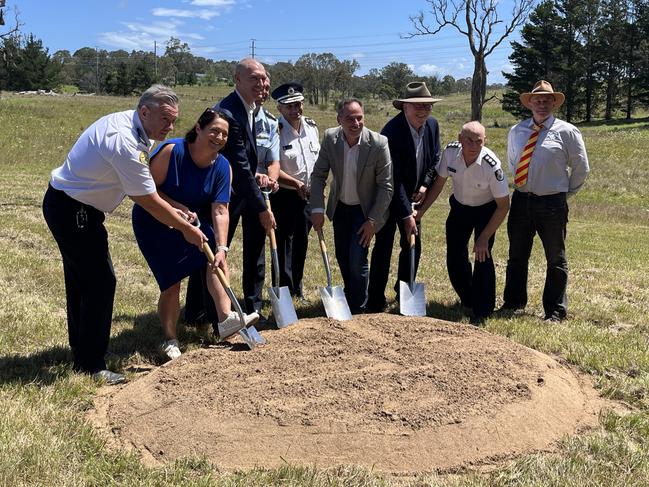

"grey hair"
[460, 121, 485, 136]
[137, 84, 179, 109]
[336, 97, 363, 116]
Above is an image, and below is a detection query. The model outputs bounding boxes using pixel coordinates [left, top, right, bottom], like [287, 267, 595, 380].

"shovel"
[316, 228, 352, 321]
[202, 242, 266, 349]
[261, 190, 298, 328]
[399, 232, 426, 316]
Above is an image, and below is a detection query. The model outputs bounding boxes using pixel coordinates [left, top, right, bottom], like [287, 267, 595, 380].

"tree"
[379, 62, 415, 97]
[408, 0, 535, 121]
[502, 1, 563, 119]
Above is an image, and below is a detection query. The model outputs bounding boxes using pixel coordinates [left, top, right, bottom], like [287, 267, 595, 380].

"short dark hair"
[336, 98, 363, 116]
[185, 108, 228, 143]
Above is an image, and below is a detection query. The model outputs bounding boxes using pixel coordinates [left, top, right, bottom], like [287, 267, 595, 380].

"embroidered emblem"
[139, 151, 150, 165]
[495, 168, 504, 181]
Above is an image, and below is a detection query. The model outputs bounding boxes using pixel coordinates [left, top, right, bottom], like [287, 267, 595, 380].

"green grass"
[1, 87, 649, 485]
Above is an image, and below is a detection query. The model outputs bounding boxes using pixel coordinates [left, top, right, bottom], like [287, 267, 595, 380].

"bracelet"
[217, 245, 229, 254]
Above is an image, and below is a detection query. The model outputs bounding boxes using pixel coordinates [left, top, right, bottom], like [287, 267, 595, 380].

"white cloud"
[98, 32, 153, 51]
[349, 52, 365, 59]
[99, 21, 205, 52]
[190, 0, 235, 5]
[416, 63, 443, 76]
[152, 8, 220, 20]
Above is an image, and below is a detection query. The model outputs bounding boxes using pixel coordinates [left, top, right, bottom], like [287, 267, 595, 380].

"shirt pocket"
[309, 141, 320, 154]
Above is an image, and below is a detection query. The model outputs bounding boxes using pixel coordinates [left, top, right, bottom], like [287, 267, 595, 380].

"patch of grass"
[0, 87, 648, 485]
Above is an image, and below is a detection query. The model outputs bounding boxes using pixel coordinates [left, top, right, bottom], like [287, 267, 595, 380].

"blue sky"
[7, 0, 525, 83]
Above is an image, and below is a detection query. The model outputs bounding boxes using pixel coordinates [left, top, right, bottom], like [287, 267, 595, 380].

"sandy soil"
[91, 315, 609, 474]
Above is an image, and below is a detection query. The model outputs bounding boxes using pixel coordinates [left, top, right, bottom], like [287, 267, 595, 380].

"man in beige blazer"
[310, 98, 393, 313]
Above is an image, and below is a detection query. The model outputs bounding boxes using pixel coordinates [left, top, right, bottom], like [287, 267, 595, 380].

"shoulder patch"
[445, 141, 461, 149]
[138, 151, 150, 165]
[305, 117, 317, 127]
[494, 168, 504, 181]
[482, 153, 497, 167]
[263, 107, 277, 121]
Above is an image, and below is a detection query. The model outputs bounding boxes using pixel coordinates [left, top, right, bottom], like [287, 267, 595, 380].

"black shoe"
[469, 315, 486, 326]
[543, 314, 563, 323]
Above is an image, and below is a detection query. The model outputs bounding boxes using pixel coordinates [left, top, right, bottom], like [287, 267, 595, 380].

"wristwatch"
[217, 245, 229, 254]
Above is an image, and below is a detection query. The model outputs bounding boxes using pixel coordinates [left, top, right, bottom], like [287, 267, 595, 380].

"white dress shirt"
[408, 122, 425, 180]
[507, 115, 589, 196]
[339, 136, 361, 205]
[50, 110, 156, 212]
[278, 116, 320, 190]
[236, 89, 256, 131]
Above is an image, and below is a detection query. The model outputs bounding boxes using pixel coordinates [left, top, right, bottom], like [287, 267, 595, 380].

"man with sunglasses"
[270, 82, 320, 300]
[367, 82, 441, 312]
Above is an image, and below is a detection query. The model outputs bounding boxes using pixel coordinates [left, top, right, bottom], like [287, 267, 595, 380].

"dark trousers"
[367, 211, 421, 310]
[446, 195, 497, 318]
[503, 190, 569, 319]
[185, 192, 266, 319]
[332, 203, 369, 312]
[271, 188, 311, 296]
[42, 185, 115, 373]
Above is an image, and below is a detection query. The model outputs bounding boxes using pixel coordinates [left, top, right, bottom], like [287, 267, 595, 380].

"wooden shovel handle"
[409, 232, 416, 248]
[317, 228, 327, 253]
[202, 242, 230, 288]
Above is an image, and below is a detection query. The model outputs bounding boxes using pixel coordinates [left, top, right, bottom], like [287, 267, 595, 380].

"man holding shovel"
[417, 122, 510, 324]
[367, 82, 441, 312]
[310, 98, 393, 313]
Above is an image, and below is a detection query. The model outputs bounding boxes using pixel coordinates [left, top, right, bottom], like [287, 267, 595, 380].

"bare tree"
[0, 2, 22, 40]
[406, 0, 534, 121]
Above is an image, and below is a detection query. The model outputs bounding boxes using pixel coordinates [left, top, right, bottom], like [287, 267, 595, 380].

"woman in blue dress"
[133, 108, 258, 360]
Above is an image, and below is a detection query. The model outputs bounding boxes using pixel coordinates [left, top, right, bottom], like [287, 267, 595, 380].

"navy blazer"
[215, 91, 266, 213]
[381, 111, 440, 219]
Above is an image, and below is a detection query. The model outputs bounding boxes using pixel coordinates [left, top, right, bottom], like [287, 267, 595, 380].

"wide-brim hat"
[520, 80, 565, 109]
[393, 81, 442, 110]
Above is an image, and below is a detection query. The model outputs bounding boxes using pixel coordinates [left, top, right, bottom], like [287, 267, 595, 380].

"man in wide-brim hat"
[500, 79, 590, 323]
[367, 81, 442, 312]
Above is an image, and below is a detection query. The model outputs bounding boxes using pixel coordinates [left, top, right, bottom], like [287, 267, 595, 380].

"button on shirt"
[254, 107, 280, 175]
[438, 145, 509, 207]
[340, 137, 361, 205]
[50, 110, 156, 212]
[507, 116, 589, 196]
[278, 116, 320, 190]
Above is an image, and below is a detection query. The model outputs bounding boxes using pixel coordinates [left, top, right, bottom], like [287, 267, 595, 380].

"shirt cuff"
[311, 208, 325, 214]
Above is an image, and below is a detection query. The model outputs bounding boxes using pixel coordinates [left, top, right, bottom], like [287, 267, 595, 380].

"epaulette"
[482, 153, 497, 168]
[263, 107, 277, 121]
[305, 117, 317, 127]
[445, 141, 461, 149]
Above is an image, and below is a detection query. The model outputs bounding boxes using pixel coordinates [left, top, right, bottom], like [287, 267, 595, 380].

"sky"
[5, 0, 527, 83]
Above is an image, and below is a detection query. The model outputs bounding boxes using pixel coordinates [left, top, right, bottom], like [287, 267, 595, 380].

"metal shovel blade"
[319, 285, 352, 321]
[399, 281, 426, 317]
[268, 286, 298, 328]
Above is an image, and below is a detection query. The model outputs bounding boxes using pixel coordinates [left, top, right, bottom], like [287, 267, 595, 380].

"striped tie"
[514, 123, 543, 187]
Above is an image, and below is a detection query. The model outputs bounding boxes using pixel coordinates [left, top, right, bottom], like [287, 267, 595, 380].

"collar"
[407, 120, 424, 137]
[529, 115, 554, 130]
[342, 129, 362, 149]
[235, 89, 256, 114]
[133, 110, 151, 148]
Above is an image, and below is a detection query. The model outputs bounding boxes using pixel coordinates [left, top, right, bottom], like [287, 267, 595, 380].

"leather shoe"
[92, 370, 126, 385]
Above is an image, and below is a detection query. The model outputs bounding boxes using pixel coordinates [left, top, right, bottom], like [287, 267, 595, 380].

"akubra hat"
[520, 80, 565, 109]
[393, 81, 442, 110]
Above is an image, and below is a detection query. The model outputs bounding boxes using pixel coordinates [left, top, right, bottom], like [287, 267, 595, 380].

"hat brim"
[520, 92, 565, 109]
[393, 97, 442, 110]
[278, 93, 305, 105]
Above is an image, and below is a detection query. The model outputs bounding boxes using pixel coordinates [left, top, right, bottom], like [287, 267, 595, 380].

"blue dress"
[132, 138, 231, 291]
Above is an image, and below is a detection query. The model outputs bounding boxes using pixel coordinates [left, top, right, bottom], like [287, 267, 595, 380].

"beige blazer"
[310, 126, 393, 231]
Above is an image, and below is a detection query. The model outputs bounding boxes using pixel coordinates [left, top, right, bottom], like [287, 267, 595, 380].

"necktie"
[514, 123, 543, 187]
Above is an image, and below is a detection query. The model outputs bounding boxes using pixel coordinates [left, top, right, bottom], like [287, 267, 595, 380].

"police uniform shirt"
[254, 107, 280, 175]
[438, 143, 509, 207]
[50, 110, 156, 212]
[277, 115, 320, 190]
[507, 115, 589, 196]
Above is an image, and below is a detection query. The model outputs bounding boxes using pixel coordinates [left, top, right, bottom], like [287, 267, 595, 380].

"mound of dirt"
[93, 315, 607, 473]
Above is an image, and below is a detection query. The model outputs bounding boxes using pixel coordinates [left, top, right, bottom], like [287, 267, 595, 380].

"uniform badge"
[495, 169, 504, 181]
[139, 151, 150, 165]
[482, 153, 497, 167]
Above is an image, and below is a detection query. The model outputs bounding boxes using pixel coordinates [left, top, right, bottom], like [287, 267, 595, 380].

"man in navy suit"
[185, 58, 276, 322]
[367, 82, 441, 312]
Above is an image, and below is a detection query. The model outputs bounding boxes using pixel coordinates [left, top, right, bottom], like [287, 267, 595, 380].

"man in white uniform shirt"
[270, 82, 320, 299]
[501, 80, 589, 322]
[43, 85, 205, 384]
[418, 122, 509, 324]
[310, 98, 392, 313]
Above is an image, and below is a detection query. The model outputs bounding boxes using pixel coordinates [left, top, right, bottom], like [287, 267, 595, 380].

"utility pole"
[154, 40, 158, 81]
[250, 38, 255, 58]
[95, 46, 99, 94]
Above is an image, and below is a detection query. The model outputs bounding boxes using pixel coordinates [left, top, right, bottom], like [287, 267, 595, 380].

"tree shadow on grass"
[0, 346, 73, 386]
[579, 116, 649, 129]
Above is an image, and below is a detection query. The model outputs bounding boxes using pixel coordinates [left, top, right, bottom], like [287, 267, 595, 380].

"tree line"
[502, 0, 649, 122]
[0, 33, 490, 103]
